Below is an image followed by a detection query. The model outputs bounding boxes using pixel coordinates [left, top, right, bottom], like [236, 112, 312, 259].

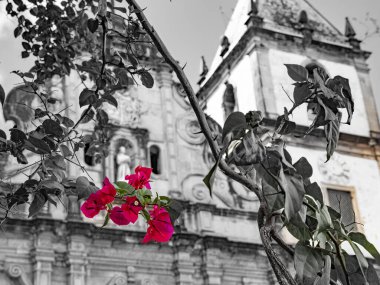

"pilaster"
[66, 235, 88, 285]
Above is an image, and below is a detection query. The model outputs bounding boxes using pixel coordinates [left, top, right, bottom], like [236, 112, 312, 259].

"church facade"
[0, 0, 380, 284]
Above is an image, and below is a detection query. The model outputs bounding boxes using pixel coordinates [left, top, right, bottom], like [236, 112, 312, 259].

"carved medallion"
[176, 114, 205, 145]
[318, 154, 351, 185]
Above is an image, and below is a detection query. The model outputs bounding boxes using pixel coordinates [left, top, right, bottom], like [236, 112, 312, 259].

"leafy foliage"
[0, 1, 378, 284]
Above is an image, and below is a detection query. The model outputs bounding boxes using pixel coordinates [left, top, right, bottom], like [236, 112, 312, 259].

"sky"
[0, 0, 379, 114]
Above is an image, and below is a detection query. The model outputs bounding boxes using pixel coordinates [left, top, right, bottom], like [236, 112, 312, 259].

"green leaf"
[324, 111, 342, 162]
[96, 109, 109, 125]
[314, 255, 331, 285]
[316, 204, 333, 232]
[76, 176, 98, 200]
[14, 26, 22, 38]
[305, 182, 323, 204]
[115, 181, 135, 196]
[62, 117, 74, 128]
[101, 212, 110, 228]
[80, 108, 95, 124]
[293, 82, 311, 105]
[87, 18, 99, 33]
[43, 119, 64, 138]
[25, 136, 51, 154]
[293, 157, 313, 179]
[286, 211, 311, 241]
[203, 162, 218, 197]
[40, 179, 64, 192]
[294, 242, 324, 280]
[79, 89, 97, 107]
[284, 64, 308, 82]
[348, 238, 369, 282]
[283, 173, 305, 220]
[10, 128, 27, 144]
[140, 70, 154, 88]
[60, 144, 73, 158]
[28, 191, 47, 217]
[349, 232, 380, 264]
[221, 111, 247, 143]
[229, 130, 266, 165]
[0, 84, 5, 106]
[275, 115, 296, 135]
[167, 199, 183, 224]
[102, 94, 118, 108]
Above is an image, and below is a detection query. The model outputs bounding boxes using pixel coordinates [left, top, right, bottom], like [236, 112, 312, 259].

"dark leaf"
[62, 117, 74, 128]
[28, 191, 47, 217]
[21, 51, 29, 58]
[0, 84, 5, 106]
[293, 82, 311, 105]
[76, 176, 98, 200]
[10, 128, 27, 144]
[96, 109, 109, 125]
[203, 162, 218, 197]
[42, 119, 64, 138]
[102, 94, 118, 108]
[316, 204, 332, 232]
[40, 179, 64, 192]
[284, 172, 305, 220]
[305, 182, 323, 204]
[314, 255, 331, 285]
[140, 70, 154, 88]
[284, 64, 308, 82]
[221, 111, 247, 143]
[25, 136, 51, 154]
[15, 151, 28, 164]
[14, 26, 22, 38]
[349, 232, 380, 265]
[127, 54, 138, 68]
[294, 242, 324, 280]
[79, 89, 97, 107]
[113, 6, 127, 13]
[324, 111, 342, 161]
[293, 157, 313, 179]
[60, 144, 73, 158]
[167, 199, 183, 224]
[80, 108, 95, 124]
[275, 115, 296, 135]
[8, 186, 28, 208]
[229, 130, 266, 165]
[87, 18, 99, 33]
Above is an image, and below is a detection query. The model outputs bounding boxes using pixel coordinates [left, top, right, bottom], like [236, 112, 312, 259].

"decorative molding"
[176, 113, 205, 145]
[318, 153, 351, 185]
[6, 264, 32, 285]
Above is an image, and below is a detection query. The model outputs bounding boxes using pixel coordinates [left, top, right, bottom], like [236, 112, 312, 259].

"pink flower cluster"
[80, 166, 174, 243]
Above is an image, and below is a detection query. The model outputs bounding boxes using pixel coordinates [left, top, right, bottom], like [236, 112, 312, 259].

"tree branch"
[125, 0, 260, 197]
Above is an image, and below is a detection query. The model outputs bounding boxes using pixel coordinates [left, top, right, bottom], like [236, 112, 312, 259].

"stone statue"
[116, 146, 132, 181]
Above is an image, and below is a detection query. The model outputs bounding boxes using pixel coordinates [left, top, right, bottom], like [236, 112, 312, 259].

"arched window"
[149, 145, 161, 175]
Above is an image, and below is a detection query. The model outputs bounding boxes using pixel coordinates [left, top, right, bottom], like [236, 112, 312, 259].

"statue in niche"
[116, 146, 132, 181]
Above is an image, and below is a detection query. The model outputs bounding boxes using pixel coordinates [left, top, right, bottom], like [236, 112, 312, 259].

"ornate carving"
[318, 154, 351, 185]
[176, 114, 205, 145]
[173, 82, 191, 109]
[6, 264, 32, 285]
[182, 174, 212, 204]
[102, 88, 142, 128]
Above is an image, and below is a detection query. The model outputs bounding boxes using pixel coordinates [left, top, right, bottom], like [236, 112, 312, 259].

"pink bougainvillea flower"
[121, 196, 143, 224]
[125, 166, 152, 190]
[109, 206, 130, 225]
[80, 192, 106, 218]
[142, 206, 174, 243]
[98, 177, 117, 205]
